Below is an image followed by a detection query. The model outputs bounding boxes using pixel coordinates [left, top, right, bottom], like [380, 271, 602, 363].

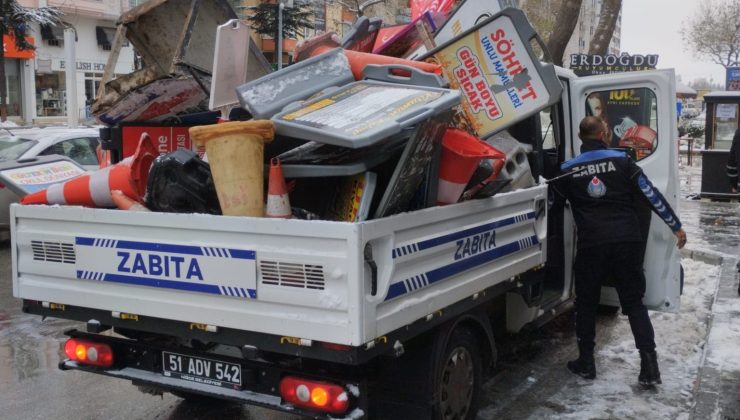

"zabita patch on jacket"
[569, 161, 617, 178]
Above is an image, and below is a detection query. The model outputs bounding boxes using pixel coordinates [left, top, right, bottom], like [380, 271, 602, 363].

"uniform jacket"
[552, 142, 681, 249]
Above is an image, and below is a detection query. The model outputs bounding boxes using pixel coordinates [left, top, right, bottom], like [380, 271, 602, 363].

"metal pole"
[277, 2, 284, 70]
[64, 27, 78, 128]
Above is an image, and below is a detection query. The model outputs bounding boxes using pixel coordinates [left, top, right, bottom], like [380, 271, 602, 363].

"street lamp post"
[276, 0, 293, 70]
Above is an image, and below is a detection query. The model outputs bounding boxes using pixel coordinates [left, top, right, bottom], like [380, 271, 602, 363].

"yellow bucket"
[189, 120, 274, 217]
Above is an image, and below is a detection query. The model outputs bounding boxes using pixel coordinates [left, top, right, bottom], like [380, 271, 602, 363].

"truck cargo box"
[12, 183, 547, 347]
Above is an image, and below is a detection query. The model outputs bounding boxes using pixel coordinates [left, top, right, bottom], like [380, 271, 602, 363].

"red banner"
[410, 0, 454, 20]
[3, 35, 35, 59]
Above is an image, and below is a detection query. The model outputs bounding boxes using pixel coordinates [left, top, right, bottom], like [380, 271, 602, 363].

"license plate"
[162, 351, 242, 389]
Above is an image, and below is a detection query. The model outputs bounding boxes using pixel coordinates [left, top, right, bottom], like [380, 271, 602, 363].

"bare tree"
[588, 0, 620, 55]
[546, 0, 583, 66]
[683, 0, 740, 68]
[521, 0, 559, 44]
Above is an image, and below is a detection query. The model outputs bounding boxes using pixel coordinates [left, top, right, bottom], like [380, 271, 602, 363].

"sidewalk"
[680, 164, 740, 419]
[692, 256, 740, 420]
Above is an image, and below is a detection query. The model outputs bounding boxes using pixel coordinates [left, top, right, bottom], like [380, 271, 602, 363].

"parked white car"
[0, 127, 101, 233]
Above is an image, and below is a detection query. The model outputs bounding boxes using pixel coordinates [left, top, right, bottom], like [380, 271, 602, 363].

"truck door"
[568, 69, 681, 312]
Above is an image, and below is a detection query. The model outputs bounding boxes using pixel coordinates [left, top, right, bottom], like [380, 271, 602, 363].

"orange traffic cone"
[265, 158, 291, 219]
[343, 50, 442, 80]
[111, 190, 150, 211]
[22, 133, 157, 207]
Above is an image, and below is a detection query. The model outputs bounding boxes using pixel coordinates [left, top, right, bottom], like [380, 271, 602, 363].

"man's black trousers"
[573, 242, 656, 353]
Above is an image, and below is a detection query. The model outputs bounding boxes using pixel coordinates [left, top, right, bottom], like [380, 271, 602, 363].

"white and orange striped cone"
[21, 133, 157, 207]
[111, 190, 150, 212]
[265, 158, 291, 218]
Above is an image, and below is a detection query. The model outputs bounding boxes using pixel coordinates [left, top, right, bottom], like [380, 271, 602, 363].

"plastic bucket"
[437, 128, 504, 205]
[189, 121, 274, 217]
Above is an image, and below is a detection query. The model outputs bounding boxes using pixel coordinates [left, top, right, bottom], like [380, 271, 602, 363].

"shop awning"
[40, 24, 64, 41]
[96, 26, 116, 49]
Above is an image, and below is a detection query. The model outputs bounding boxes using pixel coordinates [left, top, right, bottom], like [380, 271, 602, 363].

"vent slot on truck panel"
[31, 240, 76, 264]
[259, 260, 325, 290]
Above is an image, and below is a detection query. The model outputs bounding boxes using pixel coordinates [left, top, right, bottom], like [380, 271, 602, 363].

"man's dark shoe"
[567, 354, 596, 379]
[638, 350, 661, 386]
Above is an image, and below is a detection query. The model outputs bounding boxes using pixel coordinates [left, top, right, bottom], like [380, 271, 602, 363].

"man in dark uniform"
[552, 116, 687, 386]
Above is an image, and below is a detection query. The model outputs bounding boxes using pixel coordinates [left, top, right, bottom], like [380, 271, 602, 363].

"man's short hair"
[579, 116, 606, 141]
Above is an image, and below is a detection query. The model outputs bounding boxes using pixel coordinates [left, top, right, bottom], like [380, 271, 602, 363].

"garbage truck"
[9, 7, 681, 420]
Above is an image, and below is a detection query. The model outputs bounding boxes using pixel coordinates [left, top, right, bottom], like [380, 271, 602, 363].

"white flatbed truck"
[11, 67, 682, 419]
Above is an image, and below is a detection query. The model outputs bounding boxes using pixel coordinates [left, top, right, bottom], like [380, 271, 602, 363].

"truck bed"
[12, 183, 547, 347]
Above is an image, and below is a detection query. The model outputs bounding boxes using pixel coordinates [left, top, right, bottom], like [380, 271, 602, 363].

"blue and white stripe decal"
[75, 237, 257, 299]
[637, 175, 681, 231]
[385, 234, 540, 301]
[392, 212, 535, 259]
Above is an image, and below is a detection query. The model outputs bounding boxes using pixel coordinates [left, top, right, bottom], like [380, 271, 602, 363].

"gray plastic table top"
[272, 80, 460, 149]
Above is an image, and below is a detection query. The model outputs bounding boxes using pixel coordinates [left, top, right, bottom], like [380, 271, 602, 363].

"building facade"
[15, 0, 136, 124]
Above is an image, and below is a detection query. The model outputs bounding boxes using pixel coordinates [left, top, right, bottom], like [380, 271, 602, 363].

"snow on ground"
[0, 121, 19, 128]
[479, 258, 720, 419]
[548, 259, 717, 419]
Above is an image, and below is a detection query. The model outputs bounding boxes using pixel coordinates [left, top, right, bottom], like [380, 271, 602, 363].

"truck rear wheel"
[434, 328, 482, 420]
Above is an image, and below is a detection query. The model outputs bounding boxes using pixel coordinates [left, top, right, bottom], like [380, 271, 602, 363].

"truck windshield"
[0, 136, 38, 161]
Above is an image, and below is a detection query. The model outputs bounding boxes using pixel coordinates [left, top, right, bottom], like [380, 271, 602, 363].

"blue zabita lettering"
[116, 251, 204, 280]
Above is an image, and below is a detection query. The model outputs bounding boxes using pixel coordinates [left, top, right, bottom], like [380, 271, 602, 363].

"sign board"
[717, 103, 738, 120]
[120, 125, 194, 158]
[3, 35, 35, 59]
[569, 53, 658, 76]
[727, 67, 740, 91]
[0, 156, 86, 196]
[425, 8, 562, 138]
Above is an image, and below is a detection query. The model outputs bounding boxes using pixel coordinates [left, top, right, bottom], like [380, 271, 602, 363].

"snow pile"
[0, 121, 19, 128]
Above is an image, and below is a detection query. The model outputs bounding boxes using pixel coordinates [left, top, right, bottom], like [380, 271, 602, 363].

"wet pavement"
[0, 245, 301, 419]
[0, 162, 738, 419]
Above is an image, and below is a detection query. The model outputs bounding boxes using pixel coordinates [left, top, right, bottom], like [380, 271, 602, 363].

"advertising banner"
[429, 9, 562, 138]
[727, 67, 740, 91]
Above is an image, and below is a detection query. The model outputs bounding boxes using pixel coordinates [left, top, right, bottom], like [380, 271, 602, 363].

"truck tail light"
[279, 376, 349, 415]
[64, 338, 114, 367]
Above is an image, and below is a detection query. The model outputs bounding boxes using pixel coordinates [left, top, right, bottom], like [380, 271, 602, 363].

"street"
[0, 165, 737, 419]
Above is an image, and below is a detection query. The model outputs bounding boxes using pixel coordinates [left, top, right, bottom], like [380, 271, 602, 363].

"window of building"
[3, 59, 22, 117]
[35, 73, 67, 117]
[313, 1, 326, 33]
[713, 104, 739, 150]
[96, 27, 116, 51]
[40, 24, 64, 47]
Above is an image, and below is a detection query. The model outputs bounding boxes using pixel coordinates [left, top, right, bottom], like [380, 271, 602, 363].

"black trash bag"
[145, 149, 221, 214]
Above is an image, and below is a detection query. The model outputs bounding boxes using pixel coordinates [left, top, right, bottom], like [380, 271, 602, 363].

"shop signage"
[569, 53, 658, 76]
[3, 35, 35, 59]
[58, 60, 106, 72]
[727, 67, 740, 91]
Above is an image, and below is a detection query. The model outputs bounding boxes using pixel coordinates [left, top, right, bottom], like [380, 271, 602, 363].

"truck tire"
[434, 327, 482, 420]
